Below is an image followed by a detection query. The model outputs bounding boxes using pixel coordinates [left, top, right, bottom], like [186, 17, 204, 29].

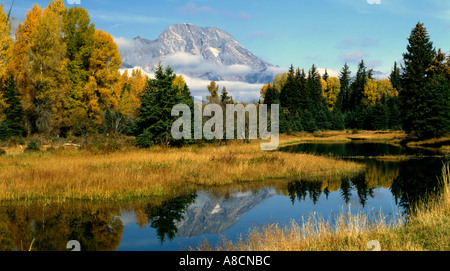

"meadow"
[0, 133, 368, 203]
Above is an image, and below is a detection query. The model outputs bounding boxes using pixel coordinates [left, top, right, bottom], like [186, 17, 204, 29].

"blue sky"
[9, 0, 450, 77]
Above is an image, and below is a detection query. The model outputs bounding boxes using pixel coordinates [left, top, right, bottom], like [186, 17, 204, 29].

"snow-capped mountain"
[118, 23, 281, 84]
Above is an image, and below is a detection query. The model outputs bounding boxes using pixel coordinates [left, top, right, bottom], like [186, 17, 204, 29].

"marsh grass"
[196, 163, 450, 251]
[0, 138, 365, 203]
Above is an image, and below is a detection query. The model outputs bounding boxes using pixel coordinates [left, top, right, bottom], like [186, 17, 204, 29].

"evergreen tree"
[220, 86, 233, 104]
[330, 108, 345, 130]
[279, 64, 296, 111]
[349, 60, 367, 112]
[0, 76, 27, 140]
[371, 95, 390, 130]
[134, 64, 193, 147]
[322, 69, 329, 81]
[389, 61, 401, 91]
[400, 22, 437, 137]
[281, 66, 295, 105]
[411, 49, 450, 138]
[306, 64, 328, 130]
[263, 84, 279, 105]
[387, 96, 402, 130]
[336, 63, 351, 112]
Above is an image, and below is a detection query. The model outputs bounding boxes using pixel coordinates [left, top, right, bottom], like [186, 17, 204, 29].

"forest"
[0, 0, 449, 149]
[261, 22, 450, 139]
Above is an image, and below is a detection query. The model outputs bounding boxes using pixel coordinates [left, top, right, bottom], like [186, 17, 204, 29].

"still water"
[0, 142, 447, 251]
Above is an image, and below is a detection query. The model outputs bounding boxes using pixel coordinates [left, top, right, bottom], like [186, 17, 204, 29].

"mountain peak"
[119, 23, 276, 84]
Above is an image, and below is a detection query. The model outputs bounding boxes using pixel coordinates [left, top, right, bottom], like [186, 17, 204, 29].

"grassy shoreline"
[0, 134, 366, 203]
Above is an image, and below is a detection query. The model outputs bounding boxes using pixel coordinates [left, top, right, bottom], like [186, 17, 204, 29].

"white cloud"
[182, 75, 264, 103]
[113, 36, 135, 51]
[317, 68, 340, 78]
[342, 49, 367, 64]
[67, 0, 81, 4]
[367, 0, 381, 5]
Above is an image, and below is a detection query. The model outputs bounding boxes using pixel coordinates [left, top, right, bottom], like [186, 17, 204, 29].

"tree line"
[261, 22, 449, 139]
[0, 2, 448, 148]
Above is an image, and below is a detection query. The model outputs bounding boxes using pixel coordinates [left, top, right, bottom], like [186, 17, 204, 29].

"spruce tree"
[134, 64, 193, 147]
[387, 96, 402, 130]
[336, 63, 351, 113]
[322, 69, 329, 81]
[412, 49, 450, 138]
[263, 84, 279, 105]
[306, 65, 328, 130]
[0, 76, 27, 140]
[371, 95, 390, 130]
[279, 64, 296, 111]
[389, 61, 401, 91]
[349, 60, 367, 112]
[400, 22, 436, 136]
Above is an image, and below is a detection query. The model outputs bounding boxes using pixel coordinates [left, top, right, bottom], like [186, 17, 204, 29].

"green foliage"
[0, 76, 27, 141]
[348, 60, 368, 114]
[62, 6, 95, 90]
[134, 64, 193, 147]
[0, 148, 6, 156]
[336, 63, 351, 113]
[400, 22, 438, 137]
[144, 193, 197, 244]
[277, 64, 328, 133]
[371, 99, 390, 130]
[263, 84, 279, 105]
[330, 109, 345, 130]
[412, 72, 450, 138]
[136, 128, 155, 148]
[25, 140, 40, 152]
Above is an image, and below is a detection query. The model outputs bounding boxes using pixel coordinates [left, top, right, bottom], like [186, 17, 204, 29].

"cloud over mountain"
[116, 23, 284, 102]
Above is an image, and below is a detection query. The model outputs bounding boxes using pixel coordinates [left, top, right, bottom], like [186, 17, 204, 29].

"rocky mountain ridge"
[119, 23, 278, 84]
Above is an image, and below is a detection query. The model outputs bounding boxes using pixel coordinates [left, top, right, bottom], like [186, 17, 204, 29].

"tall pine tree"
[400, 22, 440, 138]
[336, 63, 351, 113]
[134, 64, 193, 147]
[0, 76, 27, 140]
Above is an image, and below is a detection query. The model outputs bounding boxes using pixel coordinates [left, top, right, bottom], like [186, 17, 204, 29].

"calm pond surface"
[0, 142, 448, 251]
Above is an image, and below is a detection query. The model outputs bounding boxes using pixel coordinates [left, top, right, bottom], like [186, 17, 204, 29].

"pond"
[0, 142, 447, 251]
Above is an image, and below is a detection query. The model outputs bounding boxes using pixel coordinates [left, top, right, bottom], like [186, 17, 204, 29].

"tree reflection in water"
[0, 203, 124, 251]
[144, 193, 197, 244]
[286, 157, 447, 216]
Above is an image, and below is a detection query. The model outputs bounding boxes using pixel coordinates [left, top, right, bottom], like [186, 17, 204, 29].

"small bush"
[0, 148, 6, 156]
[136, 129, 155, 148]
[25, 140, 40, 152]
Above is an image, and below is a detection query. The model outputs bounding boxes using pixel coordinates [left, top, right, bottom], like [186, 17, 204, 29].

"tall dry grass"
[197, 163, 450, 251]
[0, 140, 365, 202]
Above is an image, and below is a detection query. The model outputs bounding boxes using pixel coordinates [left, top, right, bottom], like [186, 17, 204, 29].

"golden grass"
[196, 163, 450, 251]
[278, 130, 406, 148]
[0, 138, 365, 203]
